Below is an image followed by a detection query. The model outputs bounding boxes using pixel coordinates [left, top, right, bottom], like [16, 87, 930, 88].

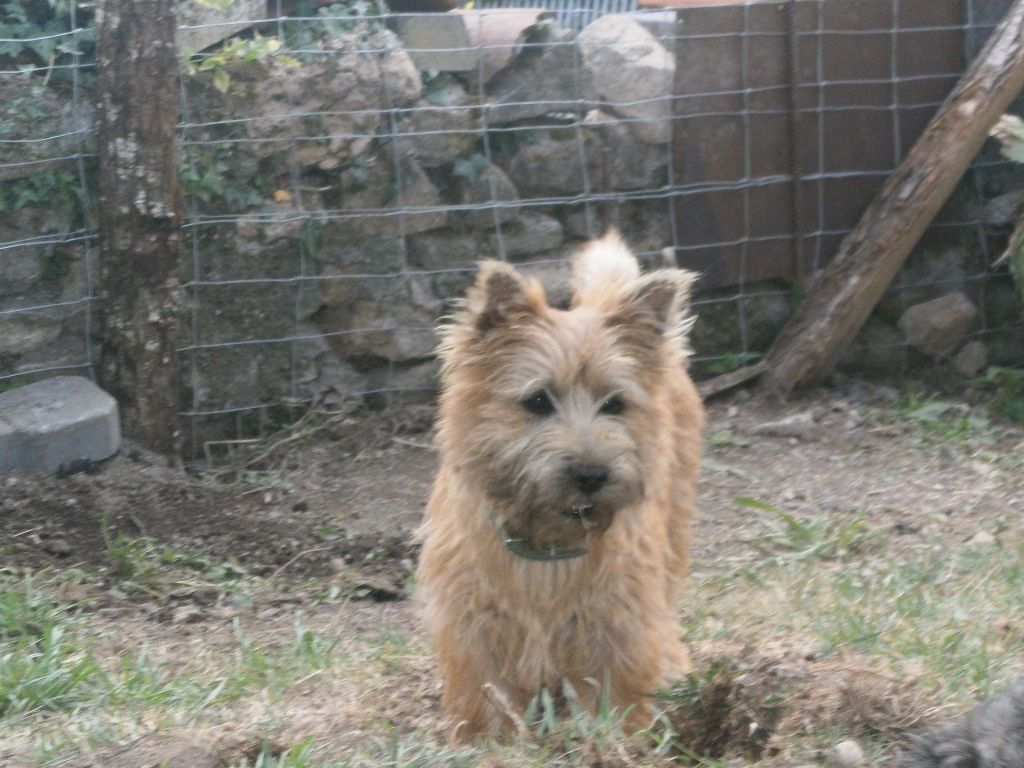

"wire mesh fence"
[0, 2, 97, 386]
[1, 0, 1023, 457]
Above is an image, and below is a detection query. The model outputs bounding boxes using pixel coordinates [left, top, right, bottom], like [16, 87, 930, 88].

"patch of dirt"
[59, 730, 257, 768]
[660, 641, 931, 765]
[3, 380, 1023, 592]
[0, 409, 437, 590]
[692, 382, 1024, 565]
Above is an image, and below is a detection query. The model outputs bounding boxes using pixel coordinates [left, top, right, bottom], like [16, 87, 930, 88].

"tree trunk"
[95, 0, 184, 456]
[760, 0, 1024, 396]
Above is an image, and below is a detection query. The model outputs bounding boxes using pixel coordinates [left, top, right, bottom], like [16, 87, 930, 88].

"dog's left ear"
[615, 269, 697, 343]
[465, 260, 546, 335]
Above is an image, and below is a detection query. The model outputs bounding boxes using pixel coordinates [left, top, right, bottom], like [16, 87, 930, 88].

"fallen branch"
[759, 0, 1024, 396]
[697, 361, 768, 400]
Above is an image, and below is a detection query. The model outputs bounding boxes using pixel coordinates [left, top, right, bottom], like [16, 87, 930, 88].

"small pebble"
[968, 530, 996, 546]
[42, 538, 72, 557]
[827, 739, 865, 768]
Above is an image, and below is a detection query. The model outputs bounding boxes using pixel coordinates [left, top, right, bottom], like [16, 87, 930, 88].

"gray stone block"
[0, 376, 120, 474]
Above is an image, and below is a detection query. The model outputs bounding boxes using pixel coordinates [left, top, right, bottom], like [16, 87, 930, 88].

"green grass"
[877, 387, 1024, 471]
[100, 516, 254, 599]
[734, 497, 880, 563]
[0, 571, 368, 765]
[972, 366, 1024, 424]
[8, 523, 1024, 767]
[686, 531, 1024, 703]
[887, 391, 998, 448]
[0, 574, 98, 718]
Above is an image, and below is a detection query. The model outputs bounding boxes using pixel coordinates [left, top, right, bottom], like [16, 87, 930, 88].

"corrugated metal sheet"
[472, 0, 639, 30]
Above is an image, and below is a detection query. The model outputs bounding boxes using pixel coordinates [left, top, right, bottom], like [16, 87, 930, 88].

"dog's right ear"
[464, 260, 545, 335]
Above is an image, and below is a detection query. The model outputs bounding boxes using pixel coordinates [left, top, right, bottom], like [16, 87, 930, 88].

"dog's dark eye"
[522, 391, 555, 416]
[599, 395, 625, 416]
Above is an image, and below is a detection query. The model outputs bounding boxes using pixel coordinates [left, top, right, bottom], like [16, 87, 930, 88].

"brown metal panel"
[672, 0, 968, 290]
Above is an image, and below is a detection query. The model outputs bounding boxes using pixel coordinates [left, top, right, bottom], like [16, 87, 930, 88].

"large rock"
[0, 313, 65, 357]
[397, 79, 479, 168]
[504, 129, 585, 197]
[408, 230, 491, 270]
[176, 0, 265, 53]
[875, 246, 971, 324]
[502, 115, 666, 199]
[192, 210, 305, 283]
[563, 201, 673, 259]
[321, 154, 448, 240]
[689, 283, 793, 359]
[982, 188, 1024, 225]
[457, 163, 521, 230]
[578, 16, 674, 144]
[584, 110, 668, 190]
[316, 271, 441, 362]
[485, 20, 592, 124]
[0, 224, 90, 380]
[291, 322, 373, 403]
[898, 292, 978, 359]
[0, 206, 77, 299]
[491, 211, 564, 259]
[953, 340, 987, 377]
[355, 356, 442, 397]
[183, 214, 324, 411]
[839, 319, 907, 375]
[184, 26, 421, 173]
[391, 14, 478, 73]
[187, 320, 359, 414]
[316, 236, 406, 272]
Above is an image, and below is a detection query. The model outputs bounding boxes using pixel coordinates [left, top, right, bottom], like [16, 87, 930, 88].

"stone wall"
[3, 5, 1023, 431]
[174, 11, 683, 417]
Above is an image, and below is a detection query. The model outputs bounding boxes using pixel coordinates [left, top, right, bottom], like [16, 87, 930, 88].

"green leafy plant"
[988, 114, 1024, 307]
[972, 366, 1024, 423]
[179, 148, 267, 208]
[735, 496, 879, 562]
[282, 1, 383, 50]
[185, 32, 298, 94]
[889, 390, 998, 447]
[0, 169, 85, 222]
[0, 1, 95, 83]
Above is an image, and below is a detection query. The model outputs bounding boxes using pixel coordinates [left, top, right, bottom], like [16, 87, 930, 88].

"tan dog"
[417, 231, 704, 738]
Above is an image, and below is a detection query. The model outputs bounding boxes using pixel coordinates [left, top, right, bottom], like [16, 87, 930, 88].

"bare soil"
[4, 380, 1021, 584]
[2, 380, 1023, 766]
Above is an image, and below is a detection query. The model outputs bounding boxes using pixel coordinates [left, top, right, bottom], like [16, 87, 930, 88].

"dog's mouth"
[561, 504, 600, 529]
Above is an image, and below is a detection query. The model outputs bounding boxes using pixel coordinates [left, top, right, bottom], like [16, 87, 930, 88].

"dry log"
[760, 0, 1024, 396]
[697, 361, 768, 400]
[96, 0, 184, 455]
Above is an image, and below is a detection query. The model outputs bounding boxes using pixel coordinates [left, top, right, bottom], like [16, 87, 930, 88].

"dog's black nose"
[572, 464, 609, 495]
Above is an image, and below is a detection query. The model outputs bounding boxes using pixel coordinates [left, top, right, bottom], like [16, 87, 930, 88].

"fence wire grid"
[1, 0, 1022, 456]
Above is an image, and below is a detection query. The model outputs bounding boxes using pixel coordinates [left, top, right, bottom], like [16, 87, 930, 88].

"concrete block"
[0, 376, 120, 474]
[391, 14, 477, 73]
[177, 0, 265, 54]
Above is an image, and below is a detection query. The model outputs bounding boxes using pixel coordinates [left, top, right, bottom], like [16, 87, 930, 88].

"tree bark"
[760, 0, 1024, 396]
[95, 0, 184, 456]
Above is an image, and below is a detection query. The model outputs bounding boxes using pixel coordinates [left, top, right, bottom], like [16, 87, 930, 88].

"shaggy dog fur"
[416, 231, 704, 738]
